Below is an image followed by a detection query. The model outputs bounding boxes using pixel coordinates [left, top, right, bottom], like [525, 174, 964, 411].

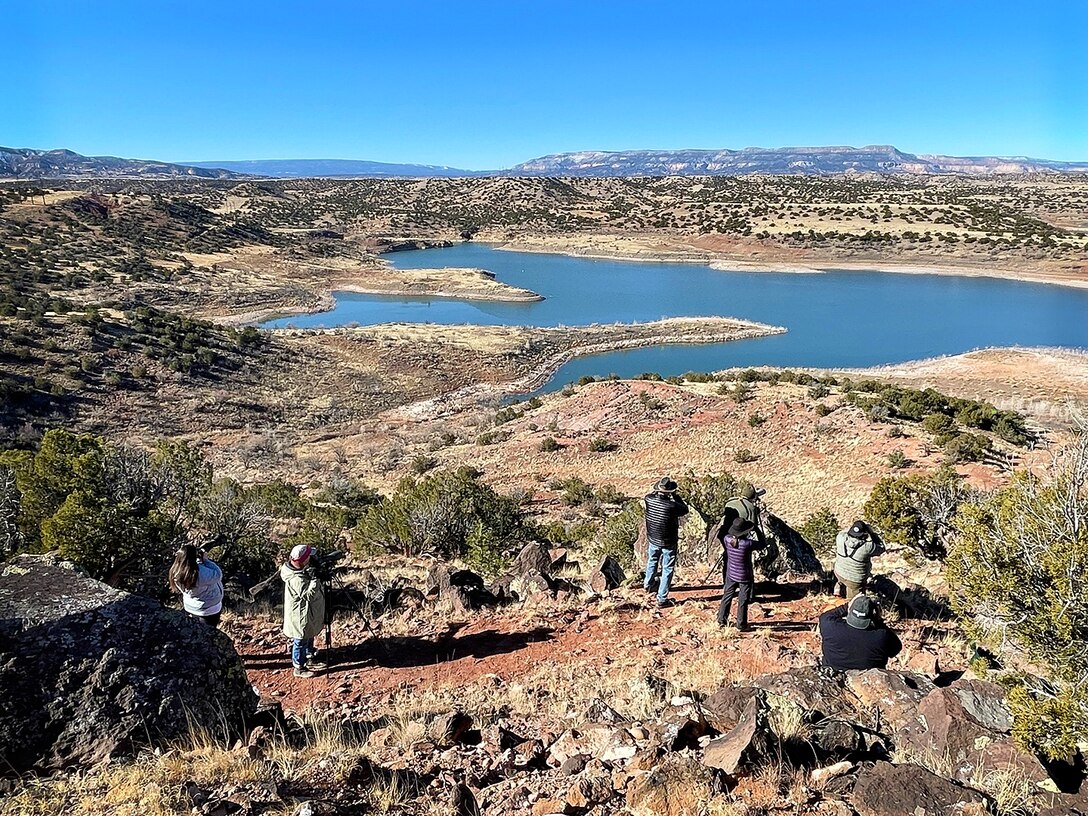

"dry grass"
[892, 745, 1042, 816]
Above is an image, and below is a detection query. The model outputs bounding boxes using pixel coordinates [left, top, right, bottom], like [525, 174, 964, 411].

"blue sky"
[4, 1, 1086, 168]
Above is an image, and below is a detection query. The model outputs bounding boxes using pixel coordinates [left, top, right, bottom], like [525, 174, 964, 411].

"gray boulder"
[0, 555, 257, 773]
[756, 513, 823, 581]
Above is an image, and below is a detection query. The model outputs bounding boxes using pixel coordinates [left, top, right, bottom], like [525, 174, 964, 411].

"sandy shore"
[392, 316, 786, 420]
[496, 234, 1088, 290]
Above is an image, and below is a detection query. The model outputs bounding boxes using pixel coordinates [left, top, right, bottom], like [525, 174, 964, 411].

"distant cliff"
[0, 147, 244, 179]
[5, 144, 1088, 180]
[509, 145, 1088, 176]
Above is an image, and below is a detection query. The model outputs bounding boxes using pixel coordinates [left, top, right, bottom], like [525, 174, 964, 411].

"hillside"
[186, 158, 483, 178]
[0, 147, 246, 179]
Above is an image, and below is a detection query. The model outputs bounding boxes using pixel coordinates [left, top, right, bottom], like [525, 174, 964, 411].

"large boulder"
[844, 669, 936, 732]
[588, 555, 626, 594]
[754, 667, 855, 721]
[852, 761, 991, 816]
[900, 679, 1050, 785]
[756, 513, 823, 581]
[0, 555, 257, 773]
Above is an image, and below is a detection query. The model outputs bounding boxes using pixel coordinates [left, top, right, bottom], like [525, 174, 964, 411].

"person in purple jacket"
[716, 517, 765, 630]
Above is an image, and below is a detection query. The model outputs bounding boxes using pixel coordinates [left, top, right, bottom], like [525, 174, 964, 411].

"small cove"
[263, 244, 1088, 391]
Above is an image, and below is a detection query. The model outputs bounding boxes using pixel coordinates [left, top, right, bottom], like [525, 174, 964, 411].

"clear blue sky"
[5, 1, 1086, 168]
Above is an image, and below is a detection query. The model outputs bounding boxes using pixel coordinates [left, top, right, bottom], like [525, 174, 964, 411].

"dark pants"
[191, 611, 221, 629]
[717, 578, 753, 628]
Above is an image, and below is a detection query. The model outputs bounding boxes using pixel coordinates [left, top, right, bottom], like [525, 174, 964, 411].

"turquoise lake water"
[263, 244, 1088, 391]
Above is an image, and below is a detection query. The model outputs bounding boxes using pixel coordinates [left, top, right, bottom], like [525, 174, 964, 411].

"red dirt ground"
[226, 578, 929, 715]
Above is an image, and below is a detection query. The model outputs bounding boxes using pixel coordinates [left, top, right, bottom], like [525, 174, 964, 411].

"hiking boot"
[656, 598, 675, 609]
[307, 659, 329, 671]
[293, 666, 315, 679]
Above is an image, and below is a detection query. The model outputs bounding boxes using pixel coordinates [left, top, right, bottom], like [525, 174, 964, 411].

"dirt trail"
[229, 579, 845, 714]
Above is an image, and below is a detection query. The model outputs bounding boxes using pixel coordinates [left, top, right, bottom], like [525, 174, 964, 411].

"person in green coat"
[281, 544, 328, 678]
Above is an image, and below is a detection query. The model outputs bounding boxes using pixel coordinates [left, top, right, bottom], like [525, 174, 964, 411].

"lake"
[263, 244, 1088, 390]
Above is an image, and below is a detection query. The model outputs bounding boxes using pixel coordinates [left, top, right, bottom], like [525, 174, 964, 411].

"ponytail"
[168, 544, 200, 592]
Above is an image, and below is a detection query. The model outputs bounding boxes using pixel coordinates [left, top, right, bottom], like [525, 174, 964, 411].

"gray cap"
[846, 595, 877, 630]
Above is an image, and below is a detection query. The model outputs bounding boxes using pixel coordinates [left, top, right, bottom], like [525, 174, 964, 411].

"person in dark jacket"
[716, 517, 764, 630]
[819, 595, 902, 670]
[642, 476, 689, 608]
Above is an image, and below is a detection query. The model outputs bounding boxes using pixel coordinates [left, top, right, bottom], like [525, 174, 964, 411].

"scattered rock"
[702, 686, 764, 733]
[810, 760, 854, 789]
[588, 555, 625, 593]
[703, 696, 765, 775]
[852, 761, 991, 816]
[433, 710, 474, 746]
[583, 698, 624, 724]
[627, 756, 724, 816]
[548, 725, 636, 766]
[517, 542, 554, 575]
[564, 774, 614, 809]
[755, 666, 854, 721]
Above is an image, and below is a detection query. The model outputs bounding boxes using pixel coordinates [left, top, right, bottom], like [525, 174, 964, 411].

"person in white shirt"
[168, 543, 225, 628]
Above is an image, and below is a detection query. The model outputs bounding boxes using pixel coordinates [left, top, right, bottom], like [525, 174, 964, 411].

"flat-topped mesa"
[0, 554, 257, 773]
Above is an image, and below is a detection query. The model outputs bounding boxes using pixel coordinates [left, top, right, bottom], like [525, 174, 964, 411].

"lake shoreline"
[493, 236, 1088, 290]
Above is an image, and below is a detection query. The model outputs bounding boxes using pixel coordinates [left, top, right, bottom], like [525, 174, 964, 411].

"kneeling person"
[819, 595, 901, 671]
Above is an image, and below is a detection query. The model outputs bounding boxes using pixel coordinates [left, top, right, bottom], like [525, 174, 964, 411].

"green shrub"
[410, 454, 439, 475]
[559, 476, 596, 506]
[799, 507, 839, 558]
[887, 449, 910, 469]
[944, 432, 993, 463]
[863, 466, 967, 559]
[588, 437, 618, 453]
[747, 412, 766, 427]
[538, 436, 562, 452]
[814, 403, 833, 417]
[463, 522, 509, 578]
[949, 435, 1088, 758]
[594, 483, 626, 504]
[351, 466, 530, 559]
[585, 501, 642, 573]
[922, 412, 958, 442]
[676, 471, 742, 528]
[247, 478, 309, 518]
[807, 383, 830, 399]
[734, 448, 757, 463]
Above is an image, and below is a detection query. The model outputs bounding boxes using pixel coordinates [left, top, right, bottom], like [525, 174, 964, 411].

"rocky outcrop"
[757, 513, 824, 580]
[426, 565, 499, 613]
[0, 555, 257, 773]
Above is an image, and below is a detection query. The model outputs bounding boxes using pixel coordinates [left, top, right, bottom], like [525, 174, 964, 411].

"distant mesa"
[3, 144, 1088, 180]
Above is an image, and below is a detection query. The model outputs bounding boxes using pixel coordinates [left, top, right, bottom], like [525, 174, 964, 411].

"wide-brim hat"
[846, 595, 876, 630]
[655, 477, 678, 493]
[727, 518, 755, 537]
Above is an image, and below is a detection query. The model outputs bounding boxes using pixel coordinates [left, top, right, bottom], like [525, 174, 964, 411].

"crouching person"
[281, 544, 328, 678]
[819, 595, 901, 671]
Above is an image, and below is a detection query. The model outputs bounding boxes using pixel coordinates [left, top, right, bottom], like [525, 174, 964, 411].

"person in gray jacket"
[834, 520, 884, 601]
[168, 543, 225, 628]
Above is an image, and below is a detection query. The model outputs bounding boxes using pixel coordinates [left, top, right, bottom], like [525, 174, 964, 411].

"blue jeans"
[292, 637, 316, 668]
[643, 541, 677, 603]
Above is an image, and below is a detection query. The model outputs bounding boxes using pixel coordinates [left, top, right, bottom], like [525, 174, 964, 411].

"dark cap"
[848, 520, 870, 539]
[846, 595, 877, 630]
[654, 477, 678, 493]
[727, 518, 755, 537]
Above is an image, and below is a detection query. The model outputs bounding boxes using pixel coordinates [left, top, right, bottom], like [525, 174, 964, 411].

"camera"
[310, 549, 346, 581]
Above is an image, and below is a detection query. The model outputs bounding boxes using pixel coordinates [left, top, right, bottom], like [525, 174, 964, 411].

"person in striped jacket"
[642, 477, 689, 608]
